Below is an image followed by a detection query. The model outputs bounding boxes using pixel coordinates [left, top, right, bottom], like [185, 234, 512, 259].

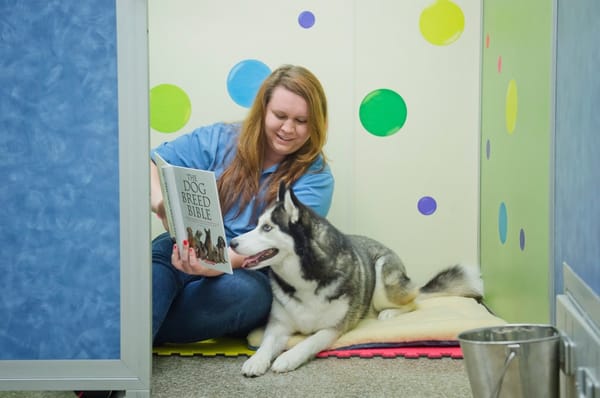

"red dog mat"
[316, 346, 463, 359]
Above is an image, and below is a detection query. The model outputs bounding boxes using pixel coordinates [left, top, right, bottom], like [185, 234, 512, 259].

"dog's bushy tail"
[418, 264, 483, 301]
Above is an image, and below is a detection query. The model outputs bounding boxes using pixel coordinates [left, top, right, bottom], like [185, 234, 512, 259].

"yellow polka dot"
[506, 79, 518, 134]
[419, 0, 465, 46]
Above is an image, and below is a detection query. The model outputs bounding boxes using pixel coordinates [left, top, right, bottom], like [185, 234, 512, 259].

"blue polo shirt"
[151, 122, 334, 242]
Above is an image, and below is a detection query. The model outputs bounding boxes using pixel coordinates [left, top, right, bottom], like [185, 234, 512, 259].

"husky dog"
[230, 183, 482, 377]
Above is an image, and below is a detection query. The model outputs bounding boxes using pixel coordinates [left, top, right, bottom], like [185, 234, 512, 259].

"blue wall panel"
[0, 1, 121, 359]
[554, 0, 600, 296]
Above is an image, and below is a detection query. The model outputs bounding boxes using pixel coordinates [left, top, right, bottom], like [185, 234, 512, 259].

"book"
[154, 153, 232, 274]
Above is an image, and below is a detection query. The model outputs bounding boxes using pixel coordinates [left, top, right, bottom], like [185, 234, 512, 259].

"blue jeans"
[152, 232, 272, 344]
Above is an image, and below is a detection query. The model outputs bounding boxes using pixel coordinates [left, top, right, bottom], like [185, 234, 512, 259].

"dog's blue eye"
[262, 224, 272, 232]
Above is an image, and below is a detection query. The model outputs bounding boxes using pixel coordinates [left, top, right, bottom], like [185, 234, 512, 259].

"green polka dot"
[359, 89, 408, 137]
[150, 84, 191, 133]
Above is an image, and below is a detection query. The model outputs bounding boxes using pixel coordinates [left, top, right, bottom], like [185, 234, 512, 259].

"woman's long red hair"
[217, 65, 328, 220]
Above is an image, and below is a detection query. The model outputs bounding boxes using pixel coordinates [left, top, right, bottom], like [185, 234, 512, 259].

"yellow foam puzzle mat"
[153, 336, 255, 357]
[153, 297, 506, 357]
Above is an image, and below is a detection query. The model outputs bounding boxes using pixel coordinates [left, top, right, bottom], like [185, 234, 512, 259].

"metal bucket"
[458, 324, 561, 398]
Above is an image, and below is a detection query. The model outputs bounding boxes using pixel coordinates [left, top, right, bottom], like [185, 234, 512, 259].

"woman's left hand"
[171, 240, 223, 277]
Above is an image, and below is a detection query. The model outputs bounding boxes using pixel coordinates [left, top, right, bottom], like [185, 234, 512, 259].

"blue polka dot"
[298, 11, 316, 29]
[519, 228, 525, 250]
[226, 59, 271, 108]
[418, 196, 437, 215]
[498, 202, 507, 244]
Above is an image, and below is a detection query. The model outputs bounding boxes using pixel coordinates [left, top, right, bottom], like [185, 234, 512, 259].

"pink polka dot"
[486, 34, 490, 49]
[497, 56, 502, 73]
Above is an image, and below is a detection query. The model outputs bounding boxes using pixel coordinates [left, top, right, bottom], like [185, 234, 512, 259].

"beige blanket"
[248, 296, 506, 350]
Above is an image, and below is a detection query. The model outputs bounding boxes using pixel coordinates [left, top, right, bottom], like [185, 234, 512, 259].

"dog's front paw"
[378, 308, 407, 320]
[242, 353, 271, 377]
[378, 303, 417, 320]
[270, 349, 306, 373]
[378, 309, 397, 320]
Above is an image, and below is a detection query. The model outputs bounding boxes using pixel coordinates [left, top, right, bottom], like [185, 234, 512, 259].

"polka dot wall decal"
[486, 139, 491, 160]
[359, 88, 407, 137]
[418, 196, 437, 215]
[498, 202, 508, 244]
[298, 10, 315, 28]
[519, 228, 526, 250]
[506, 79, 518, 134]
[419, 0, 465, 46]
[227, 59, 271, 108]
[497, 56, 502, 73]
[486, 34, 490, 49]
[150, 83, 191, 133]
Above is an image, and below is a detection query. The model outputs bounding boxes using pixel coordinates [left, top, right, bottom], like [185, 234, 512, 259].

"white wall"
[148, 0, 481, 284]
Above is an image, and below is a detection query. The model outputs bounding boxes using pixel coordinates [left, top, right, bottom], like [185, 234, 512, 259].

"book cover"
[154, 153, 232, 274]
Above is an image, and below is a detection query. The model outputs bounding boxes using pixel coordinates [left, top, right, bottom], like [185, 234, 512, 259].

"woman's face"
[263, 86, 310, 167]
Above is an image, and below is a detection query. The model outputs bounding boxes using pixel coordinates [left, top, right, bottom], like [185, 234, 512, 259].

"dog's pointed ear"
[282, 184, 300, 224]
[277, 181, 286, 203]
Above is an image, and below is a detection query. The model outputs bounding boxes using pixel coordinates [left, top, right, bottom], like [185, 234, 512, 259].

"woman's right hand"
[172, 240, 223, 277]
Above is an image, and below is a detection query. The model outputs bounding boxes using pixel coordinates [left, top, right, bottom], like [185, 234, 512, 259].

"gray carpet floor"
[0, 354, 474, 397]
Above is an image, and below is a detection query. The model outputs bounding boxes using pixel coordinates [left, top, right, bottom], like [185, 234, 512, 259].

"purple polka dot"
[519, 228, 526, 250]
[298, 11, 315, 29]
[418, 196, 437, 215]
[486, 139, 491, 160]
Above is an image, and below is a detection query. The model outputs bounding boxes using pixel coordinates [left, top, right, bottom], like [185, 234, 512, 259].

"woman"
[150, 65, 334, 344]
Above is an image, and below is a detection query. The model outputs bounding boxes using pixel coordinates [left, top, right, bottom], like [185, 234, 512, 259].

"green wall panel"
[480, 0, 553, 322]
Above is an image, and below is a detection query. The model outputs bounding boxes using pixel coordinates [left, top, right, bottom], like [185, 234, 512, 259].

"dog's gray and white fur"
[230, 183, 482, 377]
